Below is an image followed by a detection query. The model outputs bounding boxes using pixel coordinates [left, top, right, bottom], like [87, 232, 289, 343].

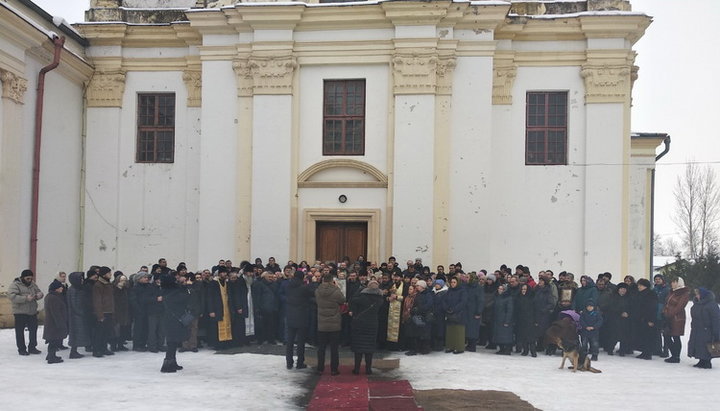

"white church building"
[0, 0, 667, 317]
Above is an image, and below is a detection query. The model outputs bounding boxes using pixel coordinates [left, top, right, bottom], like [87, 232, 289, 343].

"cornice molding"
[0, 69, 28, 104]
[86, 70, 126, 107]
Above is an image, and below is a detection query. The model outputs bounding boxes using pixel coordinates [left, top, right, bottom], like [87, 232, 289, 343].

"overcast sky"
[32, 0, 720, 248]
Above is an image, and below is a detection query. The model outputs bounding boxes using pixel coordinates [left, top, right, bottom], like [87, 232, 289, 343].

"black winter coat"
[187, 281, 206, 318]
[67, 273, 90, 347]
[130, 282, 155, 317]
[285, 278, 314, 328]
[634, 288, 658, 351]
[688, 291, 720, 360]
[206, 279, 228, 322]
[532, 285, 555, 339]
[43, 291, 68, 341]
[229, 278, 249, 319]
[162, 285, 190, 343]
[605, 291, 632, 345]
[515, 291, 536, 344]
[443, 285, 467, 324]
[493, 290, 514, 345]
[464, 282, 485, 339]
[252, 279, 277, 314]
[350, 288, 384, 353]
[410, 288, 434, 339]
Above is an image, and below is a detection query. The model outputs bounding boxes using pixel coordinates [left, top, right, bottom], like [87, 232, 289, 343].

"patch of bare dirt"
[414, 389, 540, 411]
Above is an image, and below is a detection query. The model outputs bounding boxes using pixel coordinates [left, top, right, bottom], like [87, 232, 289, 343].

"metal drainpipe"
[30, 35, 65, 274]
[649, 135, 671, 277]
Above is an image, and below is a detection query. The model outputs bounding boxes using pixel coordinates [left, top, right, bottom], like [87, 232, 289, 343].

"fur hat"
[637, 278, 652, 289]
[416, 280, 428, 290]
[486, 273, 497, 283]
[367, 280, 379, 289]
[48, 279, 64, 292]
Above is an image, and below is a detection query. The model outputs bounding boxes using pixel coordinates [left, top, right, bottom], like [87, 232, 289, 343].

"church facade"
[0, 0, 665, 318]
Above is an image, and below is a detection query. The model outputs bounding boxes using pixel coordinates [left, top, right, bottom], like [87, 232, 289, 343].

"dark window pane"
[137, 93, 175, 163]
[526, 92, 567, 165]
[323, 80, 365, 155]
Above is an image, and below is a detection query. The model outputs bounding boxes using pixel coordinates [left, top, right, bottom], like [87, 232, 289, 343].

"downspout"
[650, 135, 671, 276]
[30, 35, 65, 274]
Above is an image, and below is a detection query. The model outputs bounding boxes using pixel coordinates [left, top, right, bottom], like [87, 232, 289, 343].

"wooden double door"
[316, 221, 368, 263]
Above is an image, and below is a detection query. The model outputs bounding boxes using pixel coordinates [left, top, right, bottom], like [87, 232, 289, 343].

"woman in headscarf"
[662, 277, 690, 364]
[443, 277, 467, 354]
[688, 287, 720, 369]
[464, 272, 484, 352]
[493, 283, 515, 355]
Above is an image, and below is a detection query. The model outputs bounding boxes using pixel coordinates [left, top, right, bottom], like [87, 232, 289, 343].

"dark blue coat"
[252, 279, 277, 314]
[492, 290, 514, 345]
[579, 309, 604, 339]
[688, 291, 720, 360]
[285, 278, 314, 328]
[67, 273, 91, 347]
[443, 285, 467, 324]
[432, 289, 448, 338]
[574, 277, 598, 312]
[464, 282, 485, 339]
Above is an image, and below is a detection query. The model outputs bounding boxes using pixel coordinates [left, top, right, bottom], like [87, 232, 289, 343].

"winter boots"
[69, 347, 84, 359]
[46, 347, 63, 364]
[161, 359, 176, 373]
[161, 359, 177, 373]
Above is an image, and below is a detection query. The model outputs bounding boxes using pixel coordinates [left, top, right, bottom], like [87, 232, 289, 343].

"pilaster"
[182, 70, 202, 107]
[0, 70, 28, 104]
[86, 71, 126, 107]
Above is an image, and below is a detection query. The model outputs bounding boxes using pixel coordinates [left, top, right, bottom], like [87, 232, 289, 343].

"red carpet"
[308, 366, 422, 410]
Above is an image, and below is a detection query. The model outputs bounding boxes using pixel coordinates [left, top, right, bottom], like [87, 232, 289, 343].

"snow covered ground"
[0, 330, 309, 411]
[2, 307, 718, 411]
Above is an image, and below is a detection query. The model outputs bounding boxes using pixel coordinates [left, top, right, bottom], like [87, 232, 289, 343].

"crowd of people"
[7, 256, 720, 373]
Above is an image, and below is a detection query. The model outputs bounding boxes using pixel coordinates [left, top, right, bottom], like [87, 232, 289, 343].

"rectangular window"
[136, 93, 175, 163]
[526, 91, 568, 165]
[323, 79, 365, 156]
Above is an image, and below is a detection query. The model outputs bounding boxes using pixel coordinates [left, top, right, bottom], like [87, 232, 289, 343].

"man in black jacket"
[285, 271, 314, 369]
[130, 273, 153, 351]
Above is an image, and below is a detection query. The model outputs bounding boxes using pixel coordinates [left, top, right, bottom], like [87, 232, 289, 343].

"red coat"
[663, 287, 690, 336]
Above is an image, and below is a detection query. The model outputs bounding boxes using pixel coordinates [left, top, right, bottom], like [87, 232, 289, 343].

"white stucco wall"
[392, 94, 435, 261]
[197, 59, 237, 269]
[0, 51, 85, 294]
[486, 66, 587, 274]
[297, 64, 389, 174]
[250, 94, 292, 263]
[84, 71, 201, 272]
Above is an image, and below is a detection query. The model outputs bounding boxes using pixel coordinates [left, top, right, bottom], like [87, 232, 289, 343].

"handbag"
[178, 311, 194, 327]
[412, 314, 426, 327]
[707, 341, 720, 358]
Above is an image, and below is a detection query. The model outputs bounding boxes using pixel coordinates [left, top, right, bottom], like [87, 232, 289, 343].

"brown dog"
[544, 317, 602, 373]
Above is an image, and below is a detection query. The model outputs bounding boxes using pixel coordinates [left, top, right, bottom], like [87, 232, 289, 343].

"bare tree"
[673, 163, 720, 258]
[698, 166, 720, 255]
